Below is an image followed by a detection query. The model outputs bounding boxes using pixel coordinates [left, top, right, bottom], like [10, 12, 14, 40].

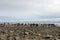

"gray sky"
[0, 0, 60, 18]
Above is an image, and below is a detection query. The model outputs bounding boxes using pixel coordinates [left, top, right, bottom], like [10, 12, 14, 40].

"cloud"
[0, 0, 60, 17]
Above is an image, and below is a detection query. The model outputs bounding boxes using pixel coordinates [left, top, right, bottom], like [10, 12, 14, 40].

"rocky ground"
[0, 23, 60, 40]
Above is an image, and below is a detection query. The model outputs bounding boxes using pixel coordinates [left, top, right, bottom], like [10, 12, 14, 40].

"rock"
[37, 34, 41, 36]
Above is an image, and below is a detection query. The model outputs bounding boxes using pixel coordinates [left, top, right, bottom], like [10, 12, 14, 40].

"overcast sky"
[0, 0, 60, 18]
